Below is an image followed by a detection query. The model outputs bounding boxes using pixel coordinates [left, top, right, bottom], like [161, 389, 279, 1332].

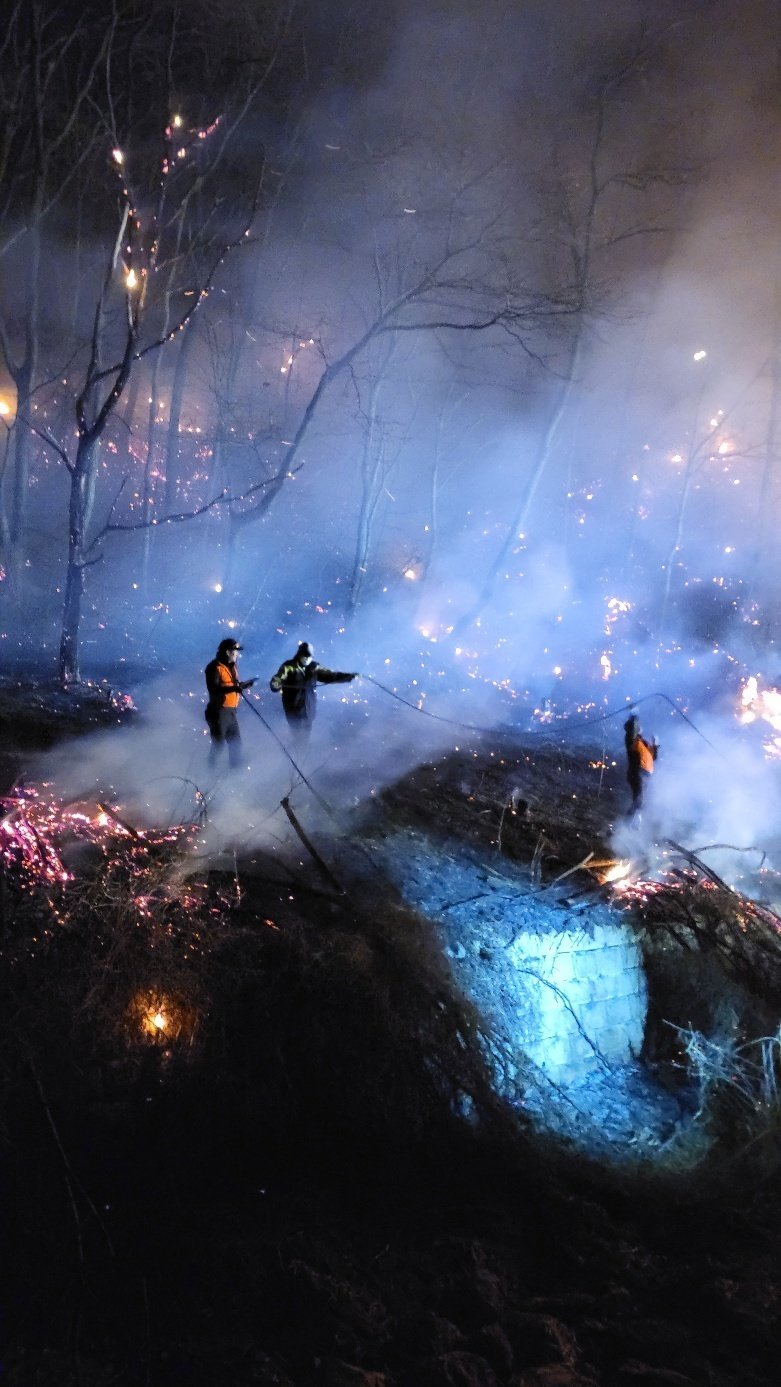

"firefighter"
[269, 641, 357, 740]
[204, 637, 256, 768]
[624, 713, 658, 815]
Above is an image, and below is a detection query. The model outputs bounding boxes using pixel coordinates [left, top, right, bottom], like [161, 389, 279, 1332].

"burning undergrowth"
[0, 768, 512, 1183]
[364, 737, 781, 1165]
[0, 783, 223, 1078]
[4, 699, 781, 1176]
[4, 706, 781, 1383]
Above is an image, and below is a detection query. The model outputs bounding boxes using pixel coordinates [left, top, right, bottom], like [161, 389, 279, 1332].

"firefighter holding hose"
[270, 641, 357, 741]
[204, 637, 256, 768]
[624, 713, 658, 815]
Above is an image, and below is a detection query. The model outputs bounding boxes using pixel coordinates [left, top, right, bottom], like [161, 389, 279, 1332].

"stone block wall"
[507, 921, 647, 1084]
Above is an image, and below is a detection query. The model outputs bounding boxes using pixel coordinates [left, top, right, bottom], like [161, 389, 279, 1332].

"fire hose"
[359, 676, 718, 752]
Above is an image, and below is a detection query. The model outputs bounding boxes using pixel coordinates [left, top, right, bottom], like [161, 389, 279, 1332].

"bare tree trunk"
[121, 368, 142, 467]
[749, 282, 781, 629]
[164, 322, 198, 513]
[347, 343, 396, 611]
[657, 460, 695, 655]
[59, 438, 96, 685]
[450, 331, 583, 638]
[7, 221, 42, 578]
[0, 423, 12, 560]
[657, 368, 709, 652]
[140, 353, 164, 591]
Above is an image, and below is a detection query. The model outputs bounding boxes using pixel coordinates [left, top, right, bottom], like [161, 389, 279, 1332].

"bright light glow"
[738, 676, 781, 758]
[125, 268, 138, 290]
[602, 860, 633, 884]
[0, 401, 10, 417]
[112, 148, 124, 165]
[693, 349, 707, 361]
[213, 583, 223, 593]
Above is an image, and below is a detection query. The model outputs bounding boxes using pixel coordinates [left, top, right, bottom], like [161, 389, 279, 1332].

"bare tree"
[0, 2, 116, 572]
[450, 27, 693, 637]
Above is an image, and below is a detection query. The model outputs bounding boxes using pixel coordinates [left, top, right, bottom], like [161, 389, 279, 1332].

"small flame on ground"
[601, 859, 633, 884]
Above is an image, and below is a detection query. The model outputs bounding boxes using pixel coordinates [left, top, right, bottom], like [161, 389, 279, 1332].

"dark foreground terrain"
[2, 685, 780, 1387]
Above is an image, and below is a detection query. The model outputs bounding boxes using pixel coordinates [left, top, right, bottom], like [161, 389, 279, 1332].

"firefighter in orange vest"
[624, 714, 658, 814]
[204, 637, 255, 768]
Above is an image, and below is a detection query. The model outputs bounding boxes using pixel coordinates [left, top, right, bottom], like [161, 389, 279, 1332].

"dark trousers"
[209, 707, 242, 769]
[627, 768, 650, 814]
[284, 710, 312, 743]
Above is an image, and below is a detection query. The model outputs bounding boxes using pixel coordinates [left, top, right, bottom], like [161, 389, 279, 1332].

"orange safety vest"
[635, 737, 655, 774]
[214, 660, 240, 709]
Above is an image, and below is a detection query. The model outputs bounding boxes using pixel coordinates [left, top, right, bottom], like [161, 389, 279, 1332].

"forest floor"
[3, 682, 781, 1387]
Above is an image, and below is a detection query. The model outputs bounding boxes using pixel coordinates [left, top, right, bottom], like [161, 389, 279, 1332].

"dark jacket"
[270, 657, 354, 721]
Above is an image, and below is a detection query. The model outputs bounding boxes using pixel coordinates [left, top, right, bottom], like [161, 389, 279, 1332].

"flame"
[601, 859, 633, 884]
[130, 990, 199, 1045]
[125, 267, 138, 290]
[738, 676, 781, 758]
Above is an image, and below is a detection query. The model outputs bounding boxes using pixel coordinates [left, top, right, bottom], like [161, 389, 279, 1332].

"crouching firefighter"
[269, 641, 357, 740]
[624, 713, 658, 815]
[204, 637, 256, 768]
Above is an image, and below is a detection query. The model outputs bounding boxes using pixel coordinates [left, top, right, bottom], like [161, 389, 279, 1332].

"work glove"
[240, 679, 256, 690]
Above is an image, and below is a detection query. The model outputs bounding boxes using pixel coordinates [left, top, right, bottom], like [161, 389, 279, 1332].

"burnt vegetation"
[3, 698, 781, 1387]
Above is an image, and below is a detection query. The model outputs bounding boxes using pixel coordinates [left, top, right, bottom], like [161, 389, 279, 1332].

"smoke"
[5, 0, 781, 884]
[610, 706, 781, 894]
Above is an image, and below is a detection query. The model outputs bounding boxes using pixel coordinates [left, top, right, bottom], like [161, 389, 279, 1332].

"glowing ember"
[0, 787, 196, 897]
[738, 676, 781, 758]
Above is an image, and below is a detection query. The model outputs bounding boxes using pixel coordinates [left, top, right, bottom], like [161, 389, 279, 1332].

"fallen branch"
[96, 801, 140, 839]
[280, 797, 346, 896]
[542, 850, 595, 891]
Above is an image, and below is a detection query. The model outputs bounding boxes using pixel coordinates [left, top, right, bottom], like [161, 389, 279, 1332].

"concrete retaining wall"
[507, 921, 647, 1084]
